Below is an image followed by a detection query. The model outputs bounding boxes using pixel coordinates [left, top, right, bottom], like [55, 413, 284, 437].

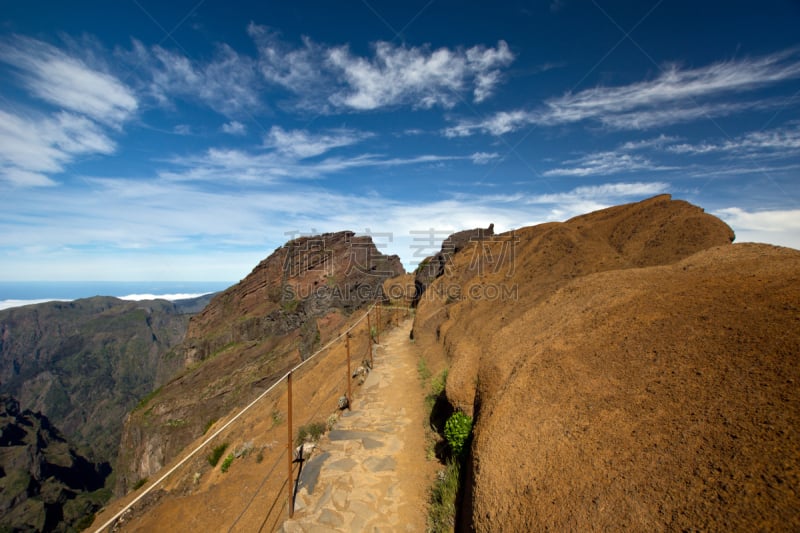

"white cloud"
[122, 39, 261, 116]
[715, 207, 800, 249]
[1, 168, 56, 187]
[446, 47, 800, 135]
[221, 120, 247, 135]
[543, 151, 673, 177]
[0, 35, 137, 125]
[158, 144, 466, 184]
[248, 24, 327, 97]
[528, 181, 671, 203]
[264, 126, 369, 158]
[668, 126, 800, 157]
[470, 152, 500, 165]
[444, 110, 534, 137]
[247, 24, 514, 111]
[0, 109, 116, 186]
[328, 40, 513, 110]
[619, 134, 682, 151]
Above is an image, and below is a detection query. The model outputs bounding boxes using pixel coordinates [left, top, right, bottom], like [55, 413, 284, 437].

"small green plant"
[132, 477, 148, 490]
[417, 357, 432, 382]
[220, 453, 234, 473]
[271, 409, 283, 427]
[207, 443, 229, 467]
[326, 413, 338, 430]
[255, 450, 264, 463]
[424, 368, 448, 416]
[370, 325, 377, 341]
[444, 411, 473, 457]
[428, 460, 460, 532]
[281, 298, 300, 313]
[295, 421, 327, 447]
[203, 418, 217, 435]
[431, 369, 448, 397]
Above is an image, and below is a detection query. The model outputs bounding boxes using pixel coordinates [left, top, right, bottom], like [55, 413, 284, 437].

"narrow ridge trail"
[280, 318, 436, 532]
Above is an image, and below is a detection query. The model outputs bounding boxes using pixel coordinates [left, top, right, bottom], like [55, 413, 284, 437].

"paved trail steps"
[280, 318, 432, 532]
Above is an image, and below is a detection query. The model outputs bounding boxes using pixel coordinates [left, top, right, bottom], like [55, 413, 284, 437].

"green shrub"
[444, 411, 472, 457]
[132, 477, 148, 490]
[207, 443, 228, 467]
[220, 453, 234, 473]
[295, 421, 327, 447]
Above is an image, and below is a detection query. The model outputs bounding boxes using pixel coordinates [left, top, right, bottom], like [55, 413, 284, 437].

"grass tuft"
[220, 453, 234, 473]
[207, 443, 228, 467]
[295, 421, 327, 447]
[428, 460, 461, 532]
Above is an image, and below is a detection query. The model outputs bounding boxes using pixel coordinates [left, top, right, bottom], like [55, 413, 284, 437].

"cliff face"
[412, 195, 798, 530]
[0, 296, 207, 465]
[0, 394, 110, 532]
[116, 231, 403, 494]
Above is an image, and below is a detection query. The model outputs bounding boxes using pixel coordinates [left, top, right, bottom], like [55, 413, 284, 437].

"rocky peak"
[116, 231, 404, 494]
[413, 224, 494, 304]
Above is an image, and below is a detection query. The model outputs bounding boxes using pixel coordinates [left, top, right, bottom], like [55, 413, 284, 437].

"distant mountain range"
[0, 293, 217, 467]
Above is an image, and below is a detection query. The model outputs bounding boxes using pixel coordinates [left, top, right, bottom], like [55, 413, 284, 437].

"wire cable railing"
[93, 300, 406, 533]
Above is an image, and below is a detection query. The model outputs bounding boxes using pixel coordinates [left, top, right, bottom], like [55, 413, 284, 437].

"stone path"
[279, 318, 432, 533]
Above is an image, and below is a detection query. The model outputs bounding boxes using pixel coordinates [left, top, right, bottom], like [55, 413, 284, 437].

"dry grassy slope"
[412, 195, 800, 530]
[116, 232, 403, 495]
[93, 306, 404, 533]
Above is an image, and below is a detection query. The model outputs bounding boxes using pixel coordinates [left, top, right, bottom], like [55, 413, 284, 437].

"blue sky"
[1, 0, 799, 281]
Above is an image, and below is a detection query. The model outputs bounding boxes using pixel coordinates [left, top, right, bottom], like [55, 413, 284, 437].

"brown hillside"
[413, 196, 800, 530]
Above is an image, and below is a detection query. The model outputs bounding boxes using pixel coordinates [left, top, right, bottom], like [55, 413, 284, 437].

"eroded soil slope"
[413, 195, 800, 530]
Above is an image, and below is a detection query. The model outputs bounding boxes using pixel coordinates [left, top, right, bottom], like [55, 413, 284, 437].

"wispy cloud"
[248, 24, 514, 111]
[444, 110, 533, 137]
[543, 151, 673, 177]
[0, 36, 136, 187]
[121, 39, 261, 117]
[158, 144, 467, 184]
[264, 126, 370, 158]
[668, 126, 800, 157]
[619, 134, 682, 151]
[0, 35, 137, 125]
[0, 109, 117, 187]
[446, 47, 800, 135]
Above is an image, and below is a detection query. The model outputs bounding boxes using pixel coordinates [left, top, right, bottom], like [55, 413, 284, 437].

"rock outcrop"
[0, 394, 110, 532]
[413, 224, 494, 305]
[412, 195, 800, 530]
[116, 231, 403, 494]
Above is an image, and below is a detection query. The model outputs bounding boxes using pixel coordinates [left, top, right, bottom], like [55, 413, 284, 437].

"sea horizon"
[0, 281, 234, 311]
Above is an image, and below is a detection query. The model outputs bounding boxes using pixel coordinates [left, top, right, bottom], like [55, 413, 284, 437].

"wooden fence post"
[376, 304, 381, 344]
[346, 334, 352, 406]
[368, 309, 374, 367]
[287, 371, 293, 518]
